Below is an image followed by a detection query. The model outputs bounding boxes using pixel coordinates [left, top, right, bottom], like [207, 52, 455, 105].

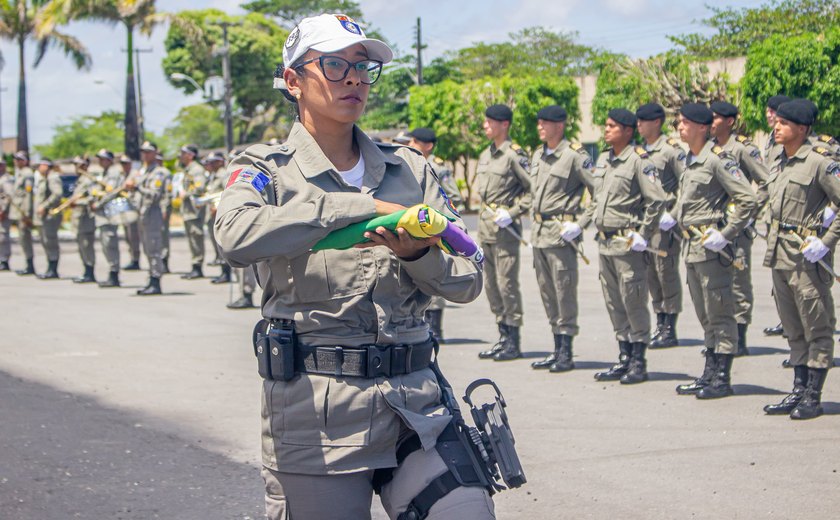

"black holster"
[253, 319, 296, 381]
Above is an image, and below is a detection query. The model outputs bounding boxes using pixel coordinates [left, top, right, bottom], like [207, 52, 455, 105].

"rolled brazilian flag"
[312, 204, 484, 264]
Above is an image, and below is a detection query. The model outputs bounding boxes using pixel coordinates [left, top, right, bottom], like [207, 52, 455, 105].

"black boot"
[677, 350, 717, 395]
[595, 341, 632, 381]
[181, 263, 203, 280]
[0, 260, 9, 271]
[211, 264, 232, 284]
[136, 276, 162, 296]
[479, 324, 509, 359]
[16, 258, 35, 276]
[651, 313, 679, 348]
[696, 353, 734, 399]
[425, 309, 444, 344]
[123, 259, 141, 271]
[161, 256, 170, 274]
[782, 358, 792, 368]
[227, 292, 255, 309]
[37, 260, 59, 279]
[99, 271, 120, 288]
[208, 257, 224, 266]
[493, 326, 522, 361]
[763, 322, 784, 336]
[532, 334, 562, 369]
[735, 323, 750, 357]
[549, 335, 575, 373]
[790, 368, 827, 420]
[764, 366, 808, 415]
[73, 264, 96, 284]
[651, 312, 665, 342]
[620, 342, 649, 384]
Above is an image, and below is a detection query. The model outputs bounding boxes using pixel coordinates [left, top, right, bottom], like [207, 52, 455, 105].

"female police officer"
[214, 14, 493, 520]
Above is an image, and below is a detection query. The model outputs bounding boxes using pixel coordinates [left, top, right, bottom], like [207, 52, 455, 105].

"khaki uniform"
[159, 171, 173, 262]
[716, 134, 770, 326]
[530, 140, 597, 336]
[673, 141, 756, 354]
[205, 168, 228, 265]
[476, 140, 531, 327]
[179, 160, 207, 265]
[124, 168, 142, 264]
[0, 171, 14, 262]
[94, 166, 128, 272]
[136, 164, 169, 278]
[11, 166, 35, 260]
[34, 171, 64, 262]
[70, 174, 97, 268]
[761, 143, 840, 368]
[426, 154, 463, 312]
[214, 122, 487, 519]
[592, 145, 666, 343]
[643, 136, 685, 315]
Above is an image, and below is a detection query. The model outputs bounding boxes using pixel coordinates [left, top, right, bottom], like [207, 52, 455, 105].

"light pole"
[169, 72, 202, 92]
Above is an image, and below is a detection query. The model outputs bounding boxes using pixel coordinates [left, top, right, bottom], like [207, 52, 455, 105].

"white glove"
[659, 212, 677, 231]
[628, 232, 648, 252]
[802, 236, 830, 263]
[702, 228, 729, 252]
[822, 206, 837, 229]
[560, 222, 582, 242]
[493, 208, 512, 228]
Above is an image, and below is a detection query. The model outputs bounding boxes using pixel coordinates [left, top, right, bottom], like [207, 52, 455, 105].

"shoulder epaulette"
[735, 135, 752, 145]
[666, 138, 681, 148]
[813, 146, 834, 158]
[634, 146, 649, 158]
[570, 142, 583, 152]
[433, 156, 445, 165]
[511, 143, 528, 156]
[247, 143, 295, 159]
[818, 134, 838, 145]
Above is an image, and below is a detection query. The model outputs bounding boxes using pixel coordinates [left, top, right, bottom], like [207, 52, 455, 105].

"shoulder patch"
[723, 160, 742, 180]
[642, 163, 658, 183]
[827, 162, 840, 179]
[226, 167, 270, 193]
[634, 146, 649, 159]
[814, 146, 834, 158]
[518, 156, 530, 170]
[749, 147, 762, 160]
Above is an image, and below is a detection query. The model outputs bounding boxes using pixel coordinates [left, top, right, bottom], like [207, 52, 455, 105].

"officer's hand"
[37, 208, 45, 218]
[90, 203, 98, 211]
[822, 206, 837, 229]
[802, 236, 830, 263]
[124, 179, 137, 190]
[659, 212, 677, 231]
[701, 228, 728, 252]
[494, 208, 513, 228]
[359, 226, 440, 261]
[560, 222, 582, 242]
[628, 231, 647, 252]
[374, 199, 407, 216]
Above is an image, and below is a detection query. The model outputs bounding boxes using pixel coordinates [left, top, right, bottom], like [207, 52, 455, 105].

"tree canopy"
[35, 111, 160, 159]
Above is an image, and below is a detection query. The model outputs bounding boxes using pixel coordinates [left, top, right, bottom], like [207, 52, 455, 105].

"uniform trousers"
[732, 233, 754, 325]
[19, 223, 34, 259]
[534, 245, 579, 336]
[686, 258, 737, 355]
[125, 221, 141, 262]
[40, 217, 61, 262]
[598, 251, 651, 343]
[482, 239, 523, 327]
[646, 228, 682, 314]
[139, 213, 164, 278]
[772, 266, 835, 368]
[0, 219, 10, 261]
[99, 224, 121, 272]
[184, 218, 205, 265]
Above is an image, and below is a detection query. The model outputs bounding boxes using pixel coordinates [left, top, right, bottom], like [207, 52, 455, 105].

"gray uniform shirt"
[33, 171, 63, 227]
[11, 166, 34, 221]
[94, 166, 128, 227]
[179, 160, 207, 221]
[644, 135, 685, 209]
[0, 172, 13, 218]
[475, 140, 532, 243]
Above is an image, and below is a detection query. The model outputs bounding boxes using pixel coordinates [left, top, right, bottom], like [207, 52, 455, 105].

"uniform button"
[272, 347, 279, 356]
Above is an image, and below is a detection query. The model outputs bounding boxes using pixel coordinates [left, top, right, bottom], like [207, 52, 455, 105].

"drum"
[103, 197, 139, 226]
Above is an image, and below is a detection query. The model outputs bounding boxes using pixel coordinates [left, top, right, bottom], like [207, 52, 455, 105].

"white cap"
[283, 14, 393, 69]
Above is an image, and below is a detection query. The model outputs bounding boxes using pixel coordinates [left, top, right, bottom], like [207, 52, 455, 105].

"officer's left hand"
[802, 236, 830, 263]
[822, 206, 837, 229]
[493, 208, 513, 228]
[359, 226, 441, 261]
[702, 228, 728, 252]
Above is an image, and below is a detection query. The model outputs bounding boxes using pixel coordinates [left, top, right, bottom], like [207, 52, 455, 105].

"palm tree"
[0, 0, 91, 153]
[39, 0, 198, 159]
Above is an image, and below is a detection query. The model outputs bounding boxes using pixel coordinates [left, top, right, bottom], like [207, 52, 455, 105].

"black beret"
[767, 95, 791, 111]
[536, 105, 567, 122]
[485, 104, 513, 122]
[776, 99, 815, 126]
[710, 101, 738, 118]
[408, 127, 437, 143]
[680, 103, 713, 125]
[635, 103, 665, 121]
[797, 98, 819, 119]
[608, 108, 636, 128]
[180, 144, 199, 156]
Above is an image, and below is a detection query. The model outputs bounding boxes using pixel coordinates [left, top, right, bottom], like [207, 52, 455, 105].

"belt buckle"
[366, 345, 391, 378]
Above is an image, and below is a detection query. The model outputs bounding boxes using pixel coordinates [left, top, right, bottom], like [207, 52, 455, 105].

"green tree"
[670, 0, 840, 58]
[409, 76, 579, 208]
[34, 110, 162, 158]
[0, 0, 91, 153]
[359, 57, 414, 131]
[741, 28, 840, 136]
[242, 0, 364, 28]
[39, 0, 200, 159]
[163, 104, 225, 149]
[591, 52, 734, 129]
[162, 9, 289, 145]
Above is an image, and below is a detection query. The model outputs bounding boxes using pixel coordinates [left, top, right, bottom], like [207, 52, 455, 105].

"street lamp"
[169, 72, 202, 92]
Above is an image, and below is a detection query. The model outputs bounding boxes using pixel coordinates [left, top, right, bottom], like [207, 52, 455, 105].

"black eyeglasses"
[295, 56, 383, 85]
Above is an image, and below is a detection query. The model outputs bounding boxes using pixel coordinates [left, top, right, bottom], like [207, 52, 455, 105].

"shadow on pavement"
[745, 346, 789, 356]
[571, 360, 617, 370]
[676, 339, 705, 347]
[820, 402, 840, 415]
[648, 371, 694, 382]
[0, 370, 264, 520]
[129, 291, 195, 297]
[441, 338, 488, 345]
[732, 384, 787, 396]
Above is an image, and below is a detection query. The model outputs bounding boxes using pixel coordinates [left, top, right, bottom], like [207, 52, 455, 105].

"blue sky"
[0, 0, 766, 146]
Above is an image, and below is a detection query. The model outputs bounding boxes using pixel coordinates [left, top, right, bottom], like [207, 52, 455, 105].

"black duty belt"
[294, 340, 435, 378]
[533, 213, 576, 224]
